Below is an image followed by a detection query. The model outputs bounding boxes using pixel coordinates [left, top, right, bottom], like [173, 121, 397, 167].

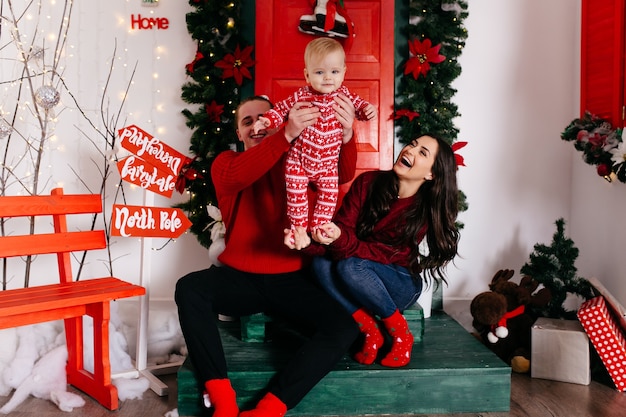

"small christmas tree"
[520, 218, 594, 319]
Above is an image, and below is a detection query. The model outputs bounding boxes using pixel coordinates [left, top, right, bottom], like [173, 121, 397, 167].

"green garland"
[178, 0, 469, 249]
[561, 111, 626, 183]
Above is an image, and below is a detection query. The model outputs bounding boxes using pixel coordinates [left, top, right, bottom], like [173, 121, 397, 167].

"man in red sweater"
[175, 94, 360, 417]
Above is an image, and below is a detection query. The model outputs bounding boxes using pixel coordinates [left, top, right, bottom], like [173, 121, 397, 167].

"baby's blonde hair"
[304, 38, 346, 67]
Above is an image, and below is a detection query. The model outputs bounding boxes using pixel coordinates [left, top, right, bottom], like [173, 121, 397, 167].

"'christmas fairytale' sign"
[117, 155, 176, 198]
[117, 125, 191, 177]
[111, 205, 192, 238]
[114, 125, 192, 238]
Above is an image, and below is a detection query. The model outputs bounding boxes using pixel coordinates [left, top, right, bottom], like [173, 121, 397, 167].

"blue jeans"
[312, 256, 422, 319]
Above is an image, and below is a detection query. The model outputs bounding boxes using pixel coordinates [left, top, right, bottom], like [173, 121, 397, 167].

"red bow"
[175, 157, 203, 194]
[451, 141, 467, 168]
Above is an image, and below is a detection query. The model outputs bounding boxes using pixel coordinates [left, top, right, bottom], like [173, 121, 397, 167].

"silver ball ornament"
[35, 85, 60, 109]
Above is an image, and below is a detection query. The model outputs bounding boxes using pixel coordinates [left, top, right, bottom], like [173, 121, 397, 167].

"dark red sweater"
[211, 130, 357, 274]
[322, 170, 427, 268]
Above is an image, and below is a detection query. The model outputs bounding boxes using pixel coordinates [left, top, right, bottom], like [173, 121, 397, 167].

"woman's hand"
[284, 102, 321, 143]
[311, 222, 341, 245]
[333, 93, 356, 144]
[284, 226, 311, 250]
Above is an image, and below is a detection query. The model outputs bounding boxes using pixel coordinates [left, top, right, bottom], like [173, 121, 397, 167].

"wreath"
[178, 0, 469, 249]
[561, 112, 626, 183]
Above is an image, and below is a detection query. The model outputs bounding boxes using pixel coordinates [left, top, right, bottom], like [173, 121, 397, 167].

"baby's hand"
[253, 116, 270, 134]
[364, 104, 377, 121]
[312, 222, 341, 245]
[284, 226, 311, 250]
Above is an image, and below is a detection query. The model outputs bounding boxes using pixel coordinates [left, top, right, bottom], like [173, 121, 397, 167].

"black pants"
[175, 264, 359, 409]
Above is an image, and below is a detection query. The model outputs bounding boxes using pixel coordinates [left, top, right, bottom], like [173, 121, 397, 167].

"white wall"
[447, 0, 582, 299]
[5, 1, 623, 307]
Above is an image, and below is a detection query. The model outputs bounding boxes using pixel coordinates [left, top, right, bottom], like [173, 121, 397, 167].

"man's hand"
[333, 93, 356, 144]
[284, 102, 321, 143]
[311, 222, 341, 245]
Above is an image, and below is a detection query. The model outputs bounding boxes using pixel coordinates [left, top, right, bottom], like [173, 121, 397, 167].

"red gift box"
[577, 296, 626, 391]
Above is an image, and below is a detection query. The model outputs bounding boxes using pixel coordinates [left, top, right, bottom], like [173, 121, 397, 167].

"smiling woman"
[307, 133, 460, 367]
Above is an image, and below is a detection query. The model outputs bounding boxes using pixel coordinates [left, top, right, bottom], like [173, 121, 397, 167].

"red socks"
[380, 309, 414, 367]
[204, 379, 239, 417]
[352, 308, 384, 365]
[239, 392, 287, 417]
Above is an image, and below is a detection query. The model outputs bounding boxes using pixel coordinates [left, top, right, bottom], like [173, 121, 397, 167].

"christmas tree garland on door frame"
[178, 0, 469, 248]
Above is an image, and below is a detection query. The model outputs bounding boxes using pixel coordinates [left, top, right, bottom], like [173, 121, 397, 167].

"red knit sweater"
[211, 130, 357, 274]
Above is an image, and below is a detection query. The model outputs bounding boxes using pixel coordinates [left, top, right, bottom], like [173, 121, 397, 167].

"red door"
[255, 0, 396, 190]
[580, 0, 626, 127]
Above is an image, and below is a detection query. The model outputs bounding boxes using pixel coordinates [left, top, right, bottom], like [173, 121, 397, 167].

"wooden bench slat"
[0, 278, 145, 308]
[0, 230, 106, 258]
[0, 278, 145, 317]
[0, 194, 101, 217]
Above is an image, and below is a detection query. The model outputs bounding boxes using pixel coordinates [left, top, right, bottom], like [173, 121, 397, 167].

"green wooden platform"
[177, 309, 511, 416]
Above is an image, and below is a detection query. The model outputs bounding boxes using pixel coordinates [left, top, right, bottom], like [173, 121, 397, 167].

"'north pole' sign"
[111, 204, 192, 238]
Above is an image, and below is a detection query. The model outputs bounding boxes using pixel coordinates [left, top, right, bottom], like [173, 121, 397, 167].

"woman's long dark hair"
[356, 134, 460, 285]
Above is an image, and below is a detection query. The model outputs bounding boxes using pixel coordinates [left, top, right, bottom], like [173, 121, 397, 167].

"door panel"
[255, 0, 395, 186]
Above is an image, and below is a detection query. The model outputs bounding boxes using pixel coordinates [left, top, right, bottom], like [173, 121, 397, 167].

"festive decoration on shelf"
[179, 0, 469, 248]
[561, 111, 626, 183]
[520, 218, 594, 320]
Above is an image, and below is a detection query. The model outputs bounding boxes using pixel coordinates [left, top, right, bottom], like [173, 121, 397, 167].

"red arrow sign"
[117, 124, 191, 176]
[117, 156, 175, 198]
[111, 204, 192, 238]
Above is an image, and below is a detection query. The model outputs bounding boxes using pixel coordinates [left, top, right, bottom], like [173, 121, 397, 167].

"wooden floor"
[2, 371, 626, 417]
[3, 301, 626, 416]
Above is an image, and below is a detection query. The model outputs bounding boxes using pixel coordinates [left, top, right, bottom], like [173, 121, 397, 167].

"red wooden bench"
[0, 188, 146, 410]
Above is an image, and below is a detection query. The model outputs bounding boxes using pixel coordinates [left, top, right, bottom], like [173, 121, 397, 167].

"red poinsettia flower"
[186, 51, 204, 74]
[205, 100, 224, 123]
[214, 45, 255, 86]
[404, 38, 446, 79]
[391, 108, 420, 121]
[452, 141, 467, 167]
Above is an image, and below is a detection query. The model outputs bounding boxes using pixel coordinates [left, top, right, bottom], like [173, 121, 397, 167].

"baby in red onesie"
[254, 37, 376, 244]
